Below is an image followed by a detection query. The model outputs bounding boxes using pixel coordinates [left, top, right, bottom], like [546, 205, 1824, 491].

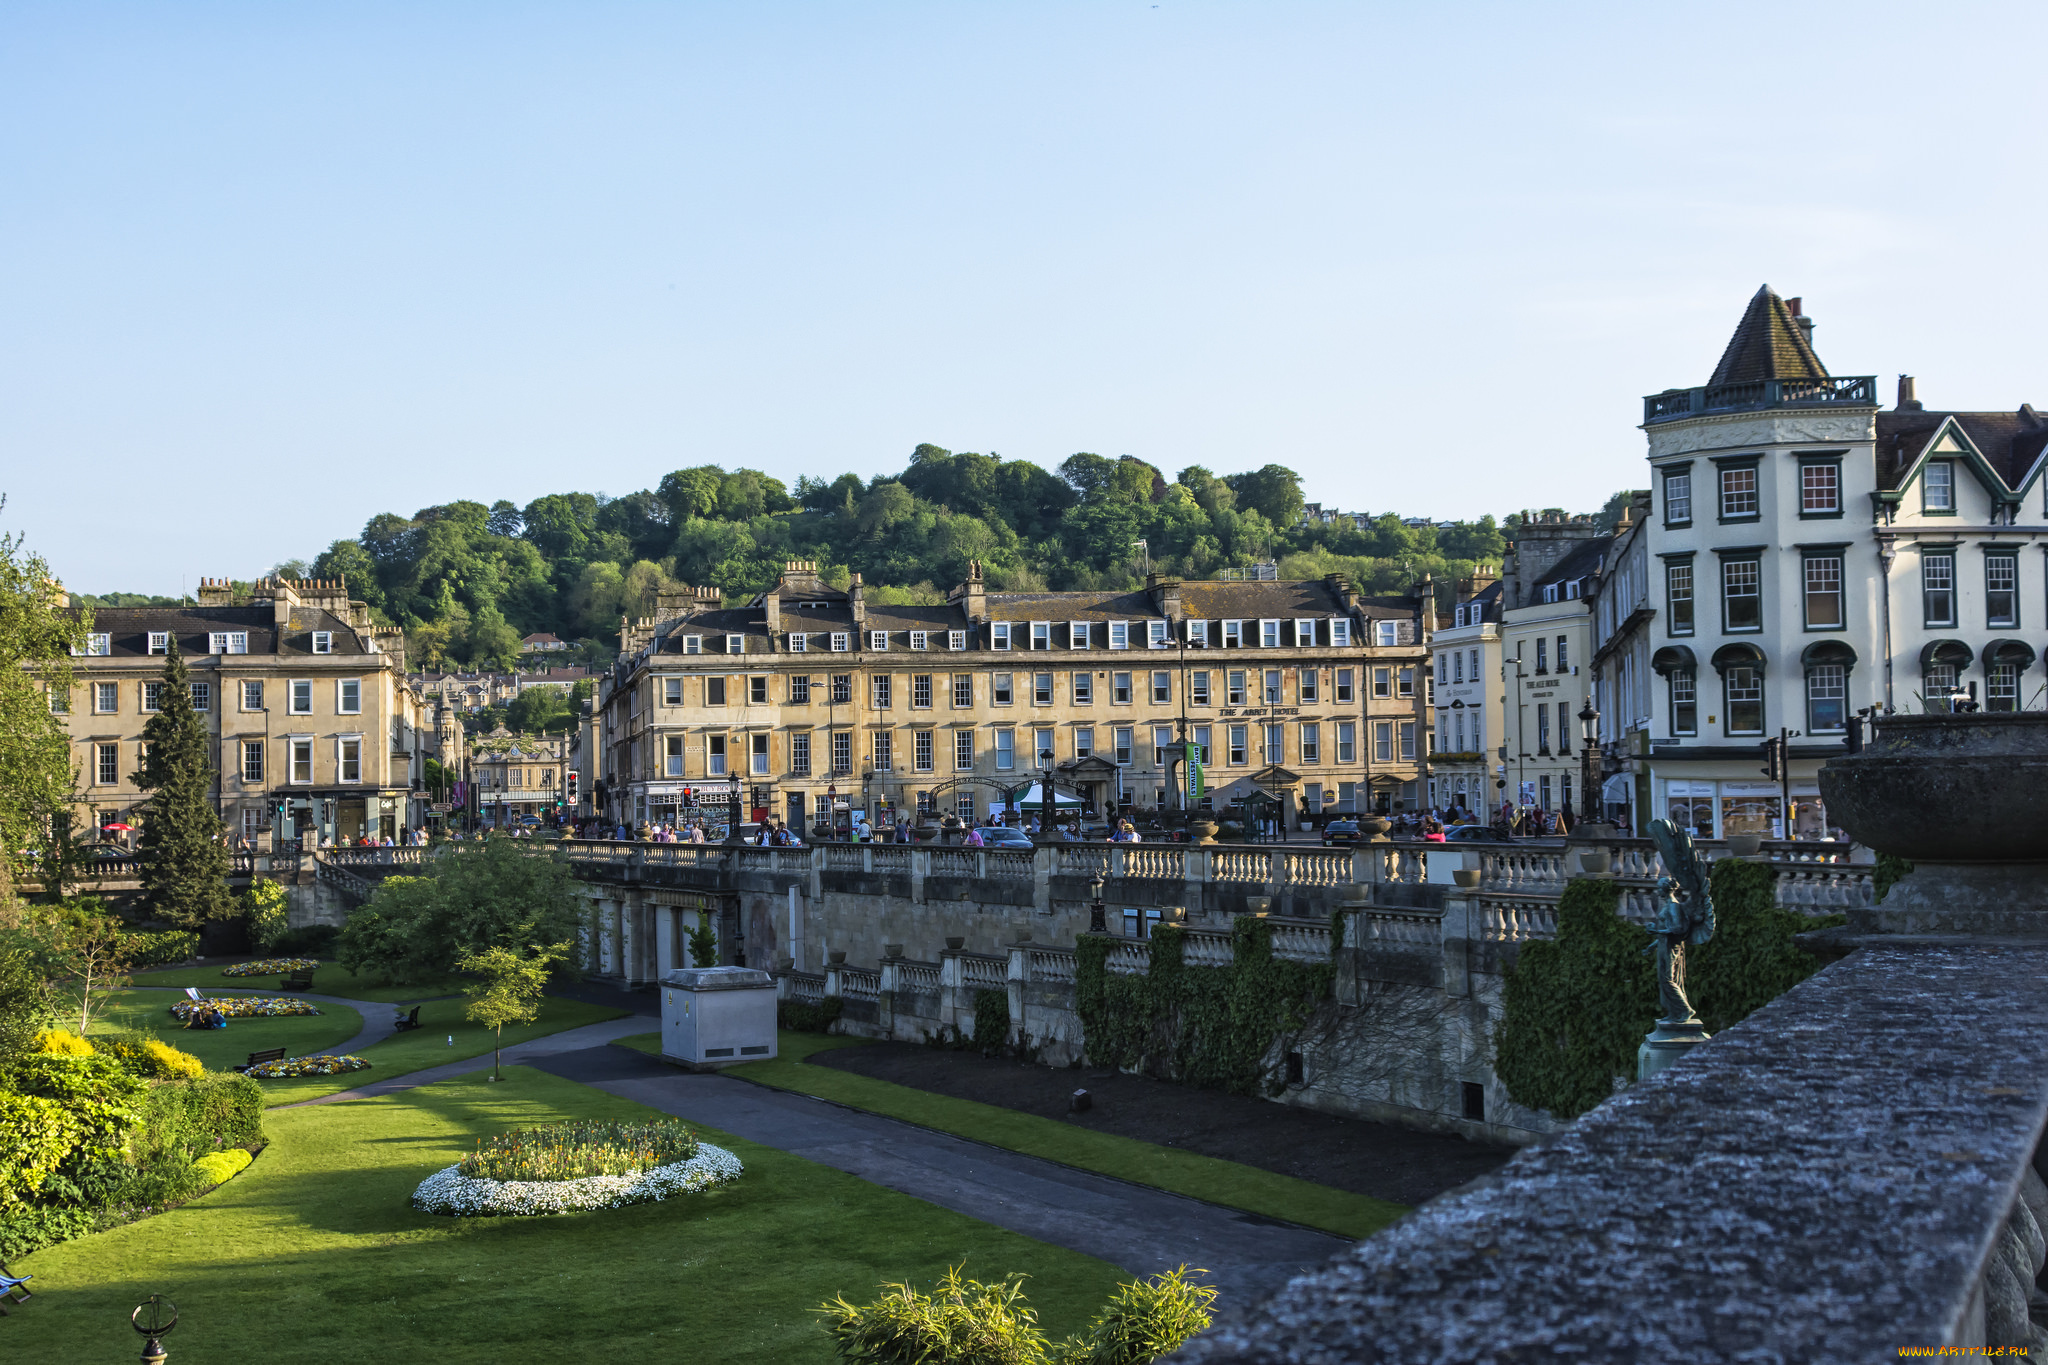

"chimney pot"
[1785, 297, 1802, 317]
[1898, 375, 1920, 410]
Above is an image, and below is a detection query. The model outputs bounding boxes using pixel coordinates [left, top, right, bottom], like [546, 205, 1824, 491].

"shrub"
[244, 878, 290, 950]
[31, 1028, 96, 1057]
[222, 957, 320, 977]
[1689, 858, 1843, 1036]
[973, 989, 1011, 1053]
[0, 1094, 81, 1210]
[100, 1037, 205, 1081]
[1060, 1266, 1217, 1365]
[270, 924, 339, 957]
[140, 1073, 266, 1154]
[191, 1147, 252, 1187]
[779, 997, 844, 1033]
[0, 1206, 101, 1260]
[118, 930, 200, 968]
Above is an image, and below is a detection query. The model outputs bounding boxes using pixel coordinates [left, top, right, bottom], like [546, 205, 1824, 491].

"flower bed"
[222, 958, 321, 978]
[171, 998, 322, 1020]
[460, 1118, 699, 1181]
[412, 1143, 743, 1216]
[244, 1054, 371, 1079]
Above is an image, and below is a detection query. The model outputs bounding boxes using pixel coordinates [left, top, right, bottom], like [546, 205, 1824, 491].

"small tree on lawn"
[458, 936, 572, 1080]
[131, 639, 235, 928]
[50, 898, 135, 1034]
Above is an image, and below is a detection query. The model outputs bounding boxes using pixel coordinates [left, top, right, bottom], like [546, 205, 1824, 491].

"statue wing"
[1649, 818, 1714, 911]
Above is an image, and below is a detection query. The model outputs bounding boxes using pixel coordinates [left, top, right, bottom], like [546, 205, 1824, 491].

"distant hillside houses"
[410, 665, 593, 712]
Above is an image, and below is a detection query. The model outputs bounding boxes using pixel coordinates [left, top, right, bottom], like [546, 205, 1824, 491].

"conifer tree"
[131, 640, 235, 927]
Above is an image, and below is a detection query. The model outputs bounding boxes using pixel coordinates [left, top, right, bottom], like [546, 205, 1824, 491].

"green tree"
[458, 937, 572, 1080]
[130, 642, 235, 928]
[337, 838, 582, 983]
[0, 516, 87, 906]
[506, 687, 572, 734]
[1224, 464, 1305, 528]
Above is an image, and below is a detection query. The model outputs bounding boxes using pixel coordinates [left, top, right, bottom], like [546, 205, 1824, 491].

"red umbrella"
[101, 822, 134, 832]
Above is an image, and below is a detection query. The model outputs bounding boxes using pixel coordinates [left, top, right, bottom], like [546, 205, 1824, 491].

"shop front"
[1659, 774, 1833, 841]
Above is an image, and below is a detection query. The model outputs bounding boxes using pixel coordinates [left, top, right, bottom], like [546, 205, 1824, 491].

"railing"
[1210, 849, 1267, 884]
[954, 953, 1008, 990]
[1024, 947, 1076, 985]
[323, 846, 427, 867]
[1360, 908, 1441, 947]
[783, 971, 825, 1003]
[1053, 846, 1110, 880]
[1642, 374, 1876, 424]
[1281, 849, 1349, 887]
[986, 851, 1034, 882]
[837, 966, 879, 1001]
[1181, 929, 1234, 967]
[1124, 847, 1184, 880]
[1269, 917, 1332, 962]
[1476, 895, 1559, 943]
[929, 849, 978, 878]
[890, 961, 941, 994]
[1104, 940, 1151, 975]
[824, 845, 865, 870]
[868, 847, 911, 873]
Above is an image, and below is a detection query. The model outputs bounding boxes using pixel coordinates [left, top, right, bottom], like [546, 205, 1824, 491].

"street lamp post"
[1577, 700, 1602, 825]
[1040, 747, 1056, 839]
[1088, 872, 1107, 935]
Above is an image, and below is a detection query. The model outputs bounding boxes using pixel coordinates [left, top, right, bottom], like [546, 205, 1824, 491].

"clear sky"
[5, 1, 2044, 595]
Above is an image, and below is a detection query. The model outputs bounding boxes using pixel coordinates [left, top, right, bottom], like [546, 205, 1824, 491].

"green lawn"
[245, 995, 629, 1105]
[3, 1067, 1128, 1364]
[134, 960, 470, 1004]
[615, 1031, 1405, 1240]
[85, 991, 365, 1073]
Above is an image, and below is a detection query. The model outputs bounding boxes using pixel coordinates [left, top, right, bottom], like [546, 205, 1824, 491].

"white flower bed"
[411, 1143, 744, 1216]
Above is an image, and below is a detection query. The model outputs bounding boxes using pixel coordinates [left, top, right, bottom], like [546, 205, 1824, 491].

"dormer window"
[725, 634, 744, 654]
[79, 633, 110, 656]
[1222, 620, 1244, 647]
[148, 632, 171, 655]
[1259, 620, 1281, 648]
[1330, 619, 1351, 647]
[1069, 621, 1091, 649]
[1923, 459, 1956, 512]
[948, 630, 967, 651]
[869, 631, 889, 651]
[787, 632, 808, 652]
[987, 622, 1012, 650]
[1542, 584, 1560, 604]
[830, 632, 850, 652]
[1375, 620, 1399, 647]
[1185, 619, 1207, 646]
[1107, 621, 1129, 650]
[1146, 620, 1169, 648]
[682, 635, 702, 654]
[310, 632, 332, 655]
[1030, 621, 1051, 650]
[209, 632, 249, 655]
[910, 631, 928, 651]
[1293, 619, 1315, 647]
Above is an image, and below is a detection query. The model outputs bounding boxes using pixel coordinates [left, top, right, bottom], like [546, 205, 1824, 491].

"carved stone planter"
[1576, 851, 1613, 876]
[1726, 833, 1763, 858]
[944, 936, 965, 951]
[1818, 713, 2048, 934]
[1187, 818, 1219, 846]
[1453, 868, 1482, 889]
[1358, 815, 1392, 845]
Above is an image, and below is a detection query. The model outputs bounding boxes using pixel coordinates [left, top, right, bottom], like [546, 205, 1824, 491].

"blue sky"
[5, 1, 2044, 594]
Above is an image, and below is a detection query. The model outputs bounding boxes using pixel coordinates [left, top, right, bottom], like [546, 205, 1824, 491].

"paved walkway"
[526, 1044, 1353, 1309]
[274, 1016, 655, 1106]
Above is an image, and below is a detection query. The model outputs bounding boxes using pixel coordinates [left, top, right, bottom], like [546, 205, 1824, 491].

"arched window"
[1919, 639, 1974, 712]
[1800, 640, 1858, 734]
[1983, 640, 2036, 713]
[1652, 646, 1697, 737]
[1711, 643, 1767, 737]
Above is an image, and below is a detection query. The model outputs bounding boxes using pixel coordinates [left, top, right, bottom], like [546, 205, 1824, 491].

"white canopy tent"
[987, 783, 1086, 819]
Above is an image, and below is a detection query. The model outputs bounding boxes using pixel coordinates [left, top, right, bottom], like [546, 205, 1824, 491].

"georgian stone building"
[1428, 569, 1503, 818]
[593, 561, 1433, 835]
[1640, 285, 2047, 838]
[52, 577, 432, 845]
[468, 729, 569, 826]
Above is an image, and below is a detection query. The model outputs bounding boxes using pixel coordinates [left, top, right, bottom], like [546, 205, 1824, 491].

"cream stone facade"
[468, 731, 569, 826]
[1428, 572, 1504, 818]
[54, 577, 431, 845]
[594, 562, 1433, 835]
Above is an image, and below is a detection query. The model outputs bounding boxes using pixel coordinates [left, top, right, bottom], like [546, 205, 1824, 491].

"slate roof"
[68, 605, 370, 657]
[1532, 538, 1609, 590]
[1707, 285, 1829, 387]
[1875, 406, 2048, 493]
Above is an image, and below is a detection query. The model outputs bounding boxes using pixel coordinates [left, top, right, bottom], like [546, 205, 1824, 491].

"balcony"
[1642, 375, 1876, 425]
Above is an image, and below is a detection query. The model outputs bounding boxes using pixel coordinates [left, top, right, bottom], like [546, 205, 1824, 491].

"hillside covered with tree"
[247, 447, 1575, 672]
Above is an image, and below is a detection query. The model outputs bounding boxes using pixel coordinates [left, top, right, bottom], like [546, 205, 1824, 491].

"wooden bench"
[281, 973, 314, 992]
[392, 1005, 422, 1032]
[235, 1047, 288, 1074]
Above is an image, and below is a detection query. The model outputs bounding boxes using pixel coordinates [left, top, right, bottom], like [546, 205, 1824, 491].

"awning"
[991, 783, 1083, 811]
[1650, 645, 1696, 676]
[1711, 641, 1768, 674]
[1800, 639, 1858, 668]
[1920, 638, 1974, 669]
[1984, 638, 2037, 669]
[1600, 774, 1632, 803]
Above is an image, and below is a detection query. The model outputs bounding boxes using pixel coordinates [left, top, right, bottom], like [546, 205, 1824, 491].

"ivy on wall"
[1074, 917, 1333, 1097]
[1874, 853, 1914, 903]
[1495, 865, 1846, 1120]
[972, 989, 1010, 1053]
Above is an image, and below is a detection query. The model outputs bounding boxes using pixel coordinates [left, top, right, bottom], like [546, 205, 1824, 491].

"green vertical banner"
[1183, 742, 1204, 802]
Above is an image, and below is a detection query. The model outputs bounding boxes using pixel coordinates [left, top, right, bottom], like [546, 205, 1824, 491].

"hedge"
[120, 929, 199, 968]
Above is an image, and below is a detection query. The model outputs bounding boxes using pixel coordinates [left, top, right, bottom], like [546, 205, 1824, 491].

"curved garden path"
[122, 984, 400, 1055]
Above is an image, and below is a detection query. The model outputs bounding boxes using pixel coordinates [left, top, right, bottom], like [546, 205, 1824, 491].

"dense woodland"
[81, 446, 1622, 673]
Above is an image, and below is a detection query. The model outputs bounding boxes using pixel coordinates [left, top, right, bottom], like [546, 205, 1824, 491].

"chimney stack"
[1786, 296, 1815, 351]
[1898, 375, 1921, 411]
[849, 572, 866, 627]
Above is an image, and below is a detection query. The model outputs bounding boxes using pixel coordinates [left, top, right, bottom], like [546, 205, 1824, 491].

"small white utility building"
[660, 966, 777, 1069]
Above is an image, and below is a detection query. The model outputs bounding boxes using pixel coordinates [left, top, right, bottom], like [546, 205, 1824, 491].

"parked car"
[1444, 824, 1514, 844]
[974, 827, 1035, 849]
[1322, 819, 1360, 846]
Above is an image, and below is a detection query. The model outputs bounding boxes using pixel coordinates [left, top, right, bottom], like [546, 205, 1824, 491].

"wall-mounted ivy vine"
[1494, 863, 1846, 1120]
[1074, 917, 1334, 1097]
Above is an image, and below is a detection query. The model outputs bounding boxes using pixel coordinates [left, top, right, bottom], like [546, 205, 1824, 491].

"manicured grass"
[3, 1067, 1128, 1364]
[85, 990, 364, 1072]
[247, 994, 630, 1105]
[614, 1031, 1407, 1240]
[134, 960, 469, 1004]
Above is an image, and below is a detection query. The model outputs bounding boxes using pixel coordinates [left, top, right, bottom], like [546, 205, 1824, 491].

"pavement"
[524, 1043, 1354, 1309]
[273, 1015, 656, 1106]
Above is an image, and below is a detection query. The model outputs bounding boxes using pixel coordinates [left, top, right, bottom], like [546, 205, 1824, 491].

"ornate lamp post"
[1040, 746, 1056, 838]
[1088, 872, 1108, 935]
[1577, 700, 1602, 825]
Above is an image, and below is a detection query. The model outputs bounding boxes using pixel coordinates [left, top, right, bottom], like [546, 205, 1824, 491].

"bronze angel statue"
[1646, 817, 1716, 1025]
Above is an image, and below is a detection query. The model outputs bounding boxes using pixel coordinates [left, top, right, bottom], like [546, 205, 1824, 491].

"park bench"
[392, 1005, 422, 1032]
[281, 971, 314, 992]
[0, 1260, 33, 1315]
[235, 1047, 288, 1074]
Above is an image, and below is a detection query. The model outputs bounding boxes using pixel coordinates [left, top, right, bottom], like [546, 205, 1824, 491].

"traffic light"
[1759, 736, 1782, 781]
[566, 770, 579, 804]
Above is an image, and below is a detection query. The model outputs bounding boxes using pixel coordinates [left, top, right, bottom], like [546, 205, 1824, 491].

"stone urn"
[1818, 713, 2048, 934]
[1357, 813, 1393, 844]
[1576, 850, 1613, 876]
[828, 950, 846, 964]
[944, 936, 965, 951]
[1726, 833, 1764, 858]
[883, 943, 904, 959]
[1187, 817, 1219, 846]
[1453, 868, 1483, 889]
